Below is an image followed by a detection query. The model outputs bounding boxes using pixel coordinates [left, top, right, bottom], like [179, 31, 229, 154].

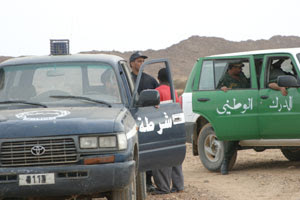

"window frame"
[196, 55, 254, 91]
[262, 53, 299, 89]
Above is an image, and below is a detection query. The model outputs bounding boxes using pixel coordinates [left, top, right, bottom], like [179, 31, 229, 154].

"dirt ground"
[147, 143, 300, 200]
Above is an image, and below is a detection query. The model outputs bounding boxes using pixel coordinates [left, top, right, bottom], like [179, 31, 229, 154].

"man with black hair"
[129, 51, 159, 94]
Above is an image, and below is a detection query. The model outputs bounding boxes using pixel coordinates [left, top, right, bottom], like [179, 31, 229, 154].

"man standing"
[129, 51, 159, 94]
[129, 51, 159, 192]
[217, 62, 250, 175]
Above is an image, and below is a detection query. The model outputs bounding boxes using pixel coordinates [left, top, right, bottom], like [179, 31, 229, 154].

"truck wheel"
[110, 169, 136, 200]
[281, 148, 300, 161]
[197, 123, 237, 172]
[136, 172, 147, 200]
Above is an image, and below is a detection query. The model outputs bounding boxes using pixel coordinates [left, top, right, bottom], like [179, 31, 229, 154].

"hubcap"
[204, 134, 221, 162]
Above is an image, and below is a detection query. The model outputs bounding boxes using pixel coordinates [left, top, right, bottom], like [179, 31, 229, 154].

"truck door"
[130, 59, 186, 171]
[258, 54, 300, 139]
[192, 56, 260, 140]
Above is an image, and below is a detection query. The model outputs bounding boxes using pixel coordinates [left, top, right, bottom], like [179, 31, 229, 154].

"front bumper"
[0, 160, 135, 198]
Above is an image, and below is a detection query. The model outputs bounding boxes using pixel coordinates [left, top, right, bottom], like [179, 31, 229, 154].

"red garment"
[155, 84, 179, 103]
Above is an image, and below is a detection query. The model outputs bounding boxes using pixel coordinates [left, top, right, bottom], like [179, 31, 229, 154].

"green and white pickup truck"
[182, 47, 300, 171]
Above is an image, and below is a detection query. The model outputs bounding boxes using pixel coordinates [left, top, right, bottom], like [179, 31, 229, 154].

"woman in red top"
[155, 68, 179, 103]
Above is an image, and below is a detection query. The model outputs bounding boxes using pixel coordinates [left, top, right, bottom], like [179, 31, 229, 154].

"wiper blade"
[50, 95, 112, 107]
[0, 100, 47, 108]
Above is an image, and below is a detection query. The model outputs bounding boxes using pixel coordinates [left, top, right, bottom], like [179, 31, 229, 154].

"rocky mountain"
[2, 35, 300, 90]
[0, 56, 12, 63]
[80, 35, 300, 90]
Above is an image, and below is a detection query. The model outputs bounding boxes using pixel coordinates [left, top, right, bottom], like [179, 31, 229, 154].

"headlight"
[80, 134, 127, 150]
[80, 137, 98, 148]
[99, 136, 117, 148]
[117, 133, 127, 150]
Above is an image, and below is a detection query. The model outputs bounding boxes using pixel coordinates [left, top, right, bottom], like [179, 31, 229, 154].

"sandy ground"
[147, 143, 300, 200]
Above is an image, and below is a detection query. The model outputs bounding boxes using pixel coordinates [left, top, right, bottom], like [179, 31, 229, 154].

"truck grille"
[0, 138, 78, 167]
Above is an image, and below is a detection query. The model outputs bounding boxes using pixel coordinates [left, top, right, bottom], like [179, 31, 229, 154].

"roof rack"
[50, 39, 70, 55]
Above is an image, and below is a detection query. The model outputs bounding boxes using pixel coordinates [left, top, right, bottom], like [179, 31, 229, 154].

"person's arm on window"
[268, 82, 288, 96]
[217, 77, 230, 92]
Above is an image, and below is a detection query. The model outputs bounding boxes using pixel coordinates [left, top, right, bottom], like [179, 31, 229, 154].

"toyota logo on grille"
[31, 145, 46, 156]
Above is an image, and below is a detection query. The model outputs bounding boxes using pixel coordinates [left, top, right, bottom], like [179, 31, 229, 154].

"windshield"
[0, 62, 122, 108]
[297, 53, 300, 65]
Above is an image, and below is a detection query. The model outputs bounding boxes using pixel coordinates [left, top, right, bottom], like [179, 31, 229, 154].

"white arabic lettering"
[216, 98, 253, 115]
[137, 117, 155, 132]
[269, 96, 293, 112]
[157, 112, 173, 135]
[138, 112, 183, 134]
[241, 98, 253, 114]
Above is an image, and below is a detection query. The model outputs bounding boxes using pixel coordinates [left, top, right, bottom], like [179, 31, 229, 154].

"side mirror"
[136, 89, 160, 107]
[277, 75, 300, 87]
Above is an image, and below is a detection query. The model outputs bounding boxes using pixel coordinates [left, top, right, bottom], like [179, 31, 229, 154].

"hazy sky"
[1, 0, 300, 57]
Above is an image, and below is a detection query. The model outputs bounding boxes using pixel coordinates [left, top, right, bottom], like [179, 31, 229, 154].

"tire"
[197, 123, 237, 172]
[136, 172, 147, 200]
[109, 169, 136, 200]
[281, 148, 300, 161]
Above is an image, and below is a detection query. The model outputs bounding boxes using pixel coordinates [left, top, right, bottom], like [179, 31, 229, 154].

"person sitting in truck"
[268, 58, 295, 96]
[217, 62, 250, 92]
[101, 69, 120, 101]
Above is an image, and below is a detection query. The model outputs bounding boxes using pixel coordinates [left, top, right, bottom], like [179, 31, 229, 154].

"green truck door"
[192, 57, 260, 141]
[258, 54, 300, 139]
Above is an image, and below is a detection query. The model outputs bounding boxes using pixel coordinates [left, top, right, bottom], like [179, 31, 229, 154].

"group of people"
[129, 51, 184, 195]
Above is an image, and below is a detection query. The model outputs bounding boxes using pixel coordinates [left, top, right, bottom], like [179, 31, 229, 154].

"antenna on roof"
[50, 39, 70, 55]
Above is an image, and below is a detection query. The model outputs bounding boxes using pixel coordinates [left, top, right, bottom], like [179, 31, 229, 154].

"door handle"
[260, 95, 269, 99]
[197, 98, 210, 102]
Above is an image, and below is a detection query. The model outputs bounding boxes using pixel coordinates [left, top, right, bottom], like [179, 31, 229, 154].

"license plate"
[19, 173, 55, 186]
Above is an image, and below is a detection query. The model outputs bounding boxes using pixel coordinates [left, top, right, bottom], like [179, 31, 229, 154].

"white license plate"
[19, 173, 55, 186]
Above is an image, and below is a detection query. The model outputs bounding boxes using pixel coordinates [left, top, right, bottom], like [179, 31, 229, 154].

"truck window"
[119, 61, 134, 105]
[120, 61, 134, 94]
[198, 60, 214, 90]
[2, 63, 121, 104]
[216, 59, 251, 90]
[198, 59, 251, 91]
[33, 66, 83, 96]
[266, 56, 298, 87]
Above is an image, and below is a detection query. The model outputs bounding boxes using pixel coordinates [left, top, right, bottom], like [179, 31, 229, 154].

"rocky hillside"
[81, 35, 300, 90]
[2, 35, 300, 90]
[0, 56, 12, 63]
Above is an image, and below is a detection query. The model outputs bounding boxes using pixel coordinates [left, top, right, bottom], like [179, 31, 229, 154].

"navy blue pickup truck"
[0, 54, 186, 200]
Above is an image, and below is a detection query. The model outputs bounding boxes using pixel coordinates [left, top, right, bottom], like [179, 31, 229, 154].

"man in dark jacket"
[129, 51, 159, 94]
